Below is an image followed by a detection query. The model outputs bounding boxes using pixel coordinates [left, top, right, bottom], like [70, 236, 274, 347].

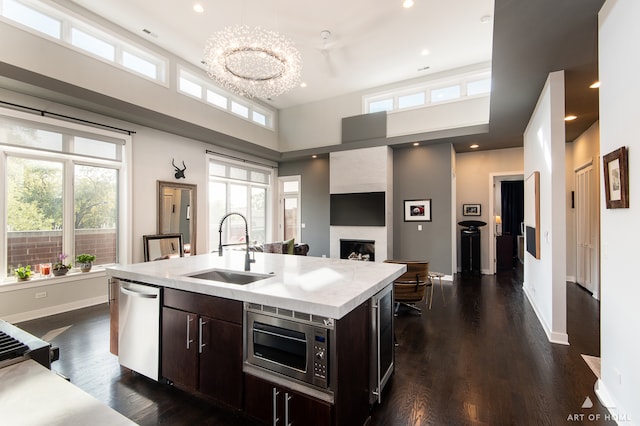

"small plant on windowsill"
[52, 253, 72, 276]
[76, 254, 96, 273]
[15, 265, 32, 282]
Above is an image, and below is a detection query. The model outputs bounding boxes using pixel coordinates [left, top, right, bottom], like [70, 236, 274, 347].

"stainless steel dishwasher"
[118, 279, 161, 381]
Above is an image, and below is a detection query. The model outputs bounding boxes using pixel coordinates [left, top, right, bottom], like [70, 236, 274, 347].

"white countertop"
[107, 252, 405, 319]
[0, 360, 135, 426]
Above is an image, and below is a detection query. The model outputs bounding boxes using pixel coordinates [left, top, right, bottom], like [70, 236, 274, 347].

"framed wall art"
[603, 146, 629, 209]
[462, 204, 481, 216]
[404, 199, 432, 222]
[524, 171, 540, 259]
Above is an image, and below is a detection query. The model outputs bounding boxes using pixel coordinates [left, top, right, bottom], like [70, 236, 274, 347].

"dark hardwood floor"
[18, 268, 611, 425]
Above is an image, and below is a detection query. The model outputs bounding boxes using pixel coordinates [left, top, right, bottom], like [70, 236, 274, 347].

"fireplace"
[340, 239, 375, 261]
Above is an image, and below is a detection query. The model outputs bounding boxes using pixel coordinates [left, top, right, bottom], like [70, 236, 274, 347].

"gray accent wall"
[278, 158, 330, 257]
[393, 143, 453, 274]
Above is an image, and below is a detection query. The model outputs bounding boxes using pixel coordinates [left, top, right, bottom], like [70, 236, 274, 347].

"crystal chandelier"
[203, 25, 302, 99]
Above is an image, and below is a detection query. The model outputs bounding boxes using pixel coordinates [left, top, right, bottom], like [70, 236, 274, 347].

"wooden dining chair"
[384, 260, 431, 314]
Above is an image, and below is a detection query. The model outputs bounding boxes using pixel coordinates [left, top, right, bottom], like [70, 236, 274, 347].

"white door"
[575, 164, 600, 298]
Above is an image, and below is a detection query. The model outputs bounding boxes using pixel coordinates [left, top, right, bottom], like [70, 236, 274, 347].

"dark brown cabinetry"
[161, 288, 243, 409]
[496, 235, 515, 272]
[244, 374, 332, 426]
[108, 278, 119, 355]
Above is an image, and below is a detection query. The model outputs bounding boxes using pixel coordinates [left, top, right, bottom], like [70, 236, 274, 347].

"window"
[431, 85, 461, 103]
[467, 78, 491, 96]
[177, 67, 275, 130]
[369, 98, 394, 113]
[208, 156, 274, 250]
[278, 177, 301, 242]
[363, 68, 491, 114]
[1, 108, 129, 282]
[71, 27, 115, 61]
[1, 0, 168, 84]
[398, 92, 425, 109]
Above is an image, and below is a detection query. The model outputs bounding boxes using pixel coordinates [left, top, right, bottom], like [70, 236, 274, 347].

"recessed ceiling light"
[565, 115, 577, 121]
[403, 0, 414, 9]
[590, 81, 600, 89]
[193, 3, 205, 13]
[420, 49, 430, 56]
[300, 82, 307, 88]
[413, 142, 420, 146]
[470, 144, 479, 149]
[312, 155, 318, 159]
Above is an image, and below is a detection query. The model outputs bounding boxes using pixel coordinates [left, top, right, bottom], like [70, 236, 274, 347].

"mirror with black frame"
[157, 180, 196, 255]
[143, 233, 184, 261]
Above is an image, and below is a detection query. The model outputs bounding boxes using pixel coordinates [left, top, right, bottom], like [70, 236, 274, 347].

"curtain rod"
[206, 149, 277, 169]
[0, 100, 136, 136]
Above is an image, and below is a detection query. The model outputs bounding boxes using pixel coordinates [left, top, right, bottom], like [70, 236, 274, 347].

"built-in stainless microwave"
[244, 303, 336, 393]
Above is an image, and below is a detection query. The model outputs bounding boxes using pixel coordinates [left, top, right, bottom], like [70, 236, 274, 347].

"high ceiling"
[1, 0, 604, 155]
[70, 0, 496, 111]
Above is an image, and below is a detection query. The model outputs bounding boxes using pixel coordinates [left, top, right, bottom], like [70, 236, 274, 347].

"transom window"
[0, 0, 168, 84]
[178, 67, 275, 130]
[363, 69, 491, 114]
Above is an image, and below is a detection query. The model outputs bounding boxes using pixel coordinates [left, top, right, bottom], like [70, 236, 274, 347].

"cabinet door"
[198, 316, 243, 409]
[244, 374, 332, 426]
[109, 278, 119, 355]
[161, 307, 198, 390]
[244, 373, 276, 424]
[287, 390, 332, 426]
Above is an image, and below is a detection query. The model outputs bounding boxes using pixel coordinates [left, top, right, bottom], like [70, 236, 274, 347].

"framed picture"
[462, 204, 481, 216]
[603, 146, 629, 209]
[525, 171, 540, 259]
[404, 199, 432, 222]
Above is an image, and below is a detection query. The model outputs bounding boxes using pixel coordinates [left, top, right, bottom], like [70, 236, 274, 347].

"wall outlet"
[418, 225, 423, 231]
[35, 291, 47, 299]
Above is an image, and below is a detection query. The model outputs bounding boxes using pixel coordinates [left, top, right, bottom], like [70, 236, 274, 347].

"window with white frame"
[178, 67, 275, 130]
[0, 109, 129, 282]
[208, 156, 274, 250]
[363, 69, 491, 114]
[278, 176, 301, 242]
[0, 0, 167, 84]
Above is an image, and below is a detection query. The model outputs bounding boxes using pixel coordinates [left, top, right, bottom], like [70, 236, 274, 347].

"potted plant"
[76, 253, 96, 273]
[52, 253, 72, 276]
[15, 265, 32, 282]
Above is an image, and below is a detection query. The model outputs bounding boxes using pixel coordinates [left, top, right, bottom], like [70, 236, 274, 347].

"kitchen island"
[107, 252, 405, 426]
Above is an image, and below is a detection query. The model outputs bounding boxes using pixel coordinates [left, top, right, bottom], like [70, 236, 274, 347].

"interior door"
[575, 164, 600, 298]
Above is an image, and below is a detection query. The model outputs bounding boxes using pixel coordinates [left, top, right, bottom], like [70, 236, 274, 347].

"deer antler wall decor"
[172, 159, 186, 179]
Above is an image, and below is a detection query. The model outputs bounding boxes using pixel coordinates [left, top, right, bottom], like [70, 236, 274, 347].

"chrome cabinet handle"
[273, 387, 280, 425]
[198, 318, 207, 353]
[186, 316, 194, 349]
[285, 392, 292, 426]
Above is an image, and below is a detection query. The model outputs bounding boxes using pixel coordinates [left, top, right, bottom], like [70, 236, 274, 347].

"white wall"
[522, 71, 567, 345]
[596, 1, 640, 421]
[455, 147, 524, 273]
[329, 146, 393, 261]
[279, 63, 491, 152]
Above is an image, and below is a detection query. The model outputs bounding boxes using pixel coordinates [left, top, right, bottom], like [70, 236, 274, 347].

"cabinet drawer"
[164, 288, 242, 324]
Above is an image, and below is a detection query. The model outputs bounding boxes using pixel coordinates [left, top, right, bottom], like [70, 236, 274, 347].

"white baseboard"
[4, 296, 107, 324]
[523, 285, 569, 345]
[566, 275, 576, 283]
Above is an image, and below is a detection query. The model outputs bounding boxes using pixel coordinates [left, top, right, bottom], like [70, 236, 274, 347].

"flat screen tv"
[330, 192, 386, 226]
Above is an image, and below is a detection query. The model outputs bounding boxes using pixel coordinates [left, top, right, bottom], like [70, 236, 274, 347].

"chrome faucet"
[218, 212, 254, 271]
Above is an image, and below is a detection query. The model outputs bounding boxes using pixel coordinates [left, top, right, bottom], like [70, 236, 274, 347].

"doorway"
[489, 172, 524, 275]
[575, 161, 600, 299]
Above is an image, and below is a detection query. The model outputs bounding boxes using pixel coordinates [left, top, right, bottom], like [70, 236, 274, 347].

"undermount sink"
[187, 269, 272, 285]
